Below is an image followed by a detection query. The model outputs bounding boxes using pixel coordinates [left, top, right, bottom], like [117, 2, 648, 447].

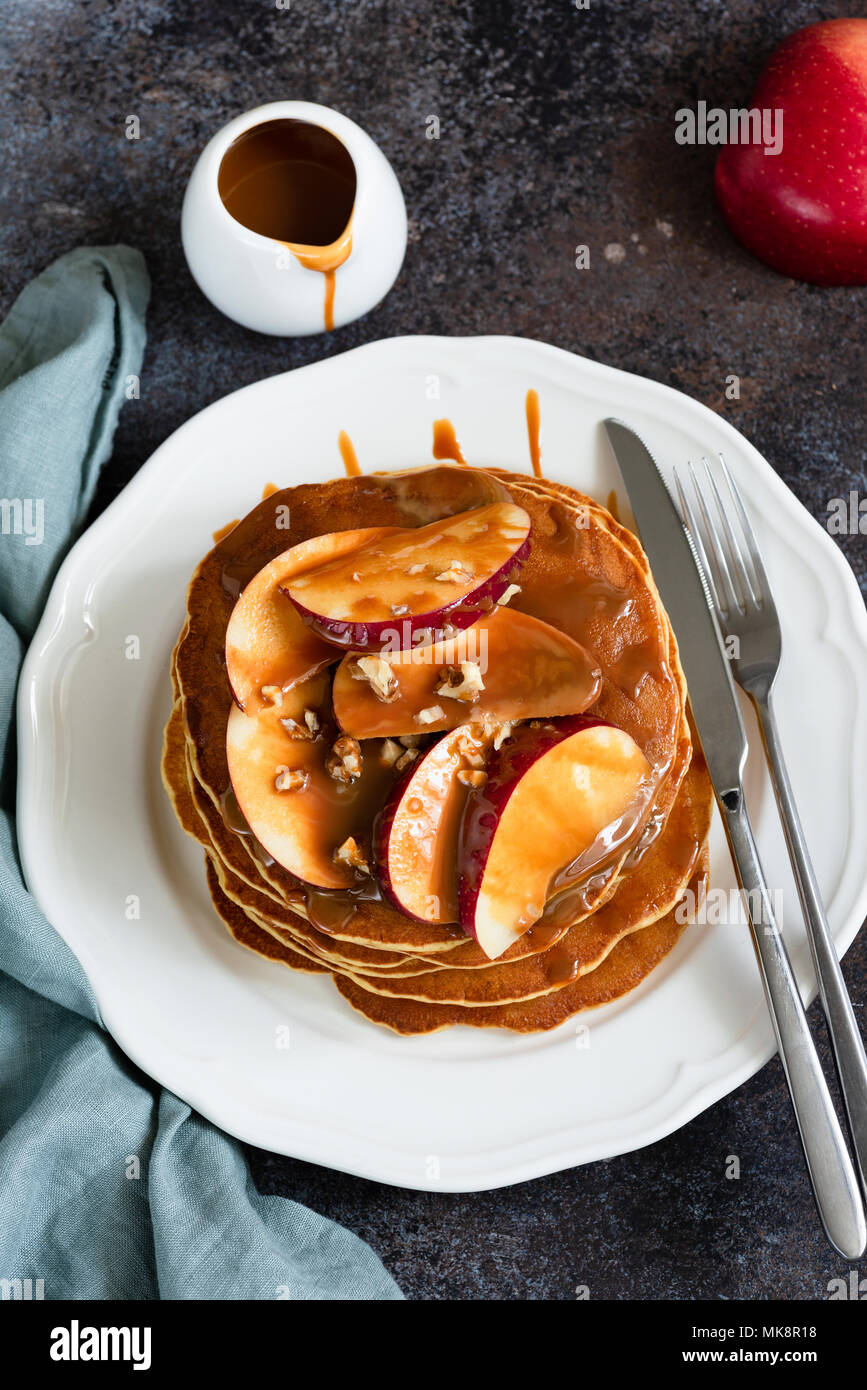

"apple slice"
[226, 674, 397, 889]
[376, 725, 493, 924]
[281, 502, 531, 650]
[332, 608, 601, 738]
[226, 527, 398, 714]
[459, 716, 651, 959]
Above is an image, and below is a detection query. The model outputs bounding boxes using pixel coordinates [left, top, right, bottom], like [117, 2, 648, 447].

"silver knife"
[603, 417, 866, 1259]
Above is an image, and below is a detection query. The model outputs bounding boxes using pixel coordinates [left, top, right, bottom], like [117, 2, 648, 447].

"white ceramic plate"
[17, 336, 867, 1192]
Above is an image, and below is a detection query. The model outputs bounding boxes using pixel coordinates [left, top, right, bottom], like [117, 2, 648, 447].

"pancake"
[332, 864, 705, 1034]
[171, 471, 688, 946]
[162, 464, 714, 1033]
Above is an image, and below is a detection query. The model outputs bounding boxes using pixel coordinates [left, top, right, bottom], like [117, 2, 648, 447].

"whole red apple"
[715, 18, 867, 285]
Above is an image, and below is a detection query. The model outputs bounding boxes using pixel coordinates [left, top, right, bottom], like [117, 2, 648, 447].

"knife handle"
[754, 688, 867, 1199]
[721, 793, 866, 1259]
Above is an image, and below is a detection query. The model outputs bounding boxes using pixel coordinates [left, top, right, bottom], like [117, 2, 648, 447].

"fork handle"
[721, 793, 865, 1258]
[753, 688, 867, 1198]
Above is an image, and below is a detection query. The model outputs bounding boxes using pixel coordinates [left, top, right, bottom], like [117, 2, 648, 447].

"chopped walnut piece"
[350, 654, 399, 703]
[327, 735, 363, 783]
[406, 562, 425, 575]
[274, 765, 309, 793]
[497, 583, 522, 607]
[395, 747, 419, 772]
[334, 836, 370, 875]
[391, 603, 410, 616]
[434, 561, 474, 584]
[261, 685, 284, 707]
[492, 721, 514, 751]
[380, 738, 404, 767]
[415, 704, 445, 725]
[457, 768, 488, 789]
[436, 661, 485, 703]
[303, 709, 319, 736]
[280, 717, 314, 740]
[399, 733, 424, 748]
[455, 731, 487, 768]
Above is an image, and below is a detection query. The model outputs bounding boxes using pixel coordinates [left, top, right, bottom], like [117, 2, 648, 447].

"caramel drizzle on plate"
[212, 517, 240, 543]
[525, 389, 542, 477]
[432, 418, 468, 466]
[337, 429, 361, 476]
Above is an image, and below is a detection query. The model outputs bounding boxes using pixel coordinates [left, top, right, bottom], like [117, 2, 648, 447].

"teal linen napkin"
[0, 247, 402, 1301]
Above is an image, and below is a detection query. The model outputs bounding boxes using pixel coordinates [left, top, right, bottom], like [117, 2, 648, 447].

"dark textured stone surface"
[3, 0, 864, 1300]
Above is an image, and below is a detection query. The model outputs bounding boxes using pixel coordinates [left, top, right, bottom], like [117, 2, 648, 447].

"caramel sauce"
[360, 465, 511, 524]
[219, 785, 274, 866]
[300, 878, 383, 935]
[522, 918, 571, 955]
[432, 419, 468, 466]
[219, 784, 250, 834]
[261, 482, 278, 499]
[525, 389, 542, 477]
[323, 271, 336, 332]
[221, 557, 262, 603]
[218, 119, 356, 333]
[549, 781, 659, 897]
[518, 575, 634, 643]
[212, 518, 240, 543]
[607, 489, 621, 523]
[610, 636, 668, 701]
[338, 429, 361, 476]
[541, 943, 580, 985]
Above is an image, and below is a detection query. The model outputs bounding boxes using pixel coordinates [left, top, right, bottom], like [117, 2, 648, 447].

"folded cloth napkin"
[0, 247, 402, 1301]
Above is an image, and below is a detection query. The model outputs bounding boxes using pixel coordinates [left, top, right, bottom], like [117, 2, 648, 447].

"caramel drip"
[541, 942, 580, 985]
[607, 489, 620, 523]
[285, 235, 352, 334]
[323, 268, 336, 332]
[261, 482, 278, 499]
[338, 429, 361, 476]
[525, 389, 542, 477]
[212, 518, 240, 543]
[432, 418, 468, 465]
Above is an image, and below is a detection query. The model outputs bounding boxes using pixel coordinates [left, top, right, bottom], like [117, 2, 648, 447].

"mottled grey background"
[2, 0, 865, 1300]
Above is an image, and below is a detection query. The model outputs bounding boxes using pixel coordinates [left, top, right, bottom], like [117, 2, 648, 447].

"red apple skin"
[374, 743, 455, 925]
[375, 745, 441, 924]
[715, 19, 867, 285]
[374, 726, 491, 924]
[458, 715, 604, 940]
[284, 536, 529, 652]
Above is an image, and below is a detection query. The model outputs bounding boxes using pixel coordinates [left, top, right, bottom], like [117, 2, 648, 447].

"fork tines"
[673, 453, 772, 621]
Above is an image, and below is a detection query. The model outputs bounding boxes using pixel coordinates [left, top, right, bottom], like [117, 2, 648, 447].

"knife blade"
[603, 418, 747, 803]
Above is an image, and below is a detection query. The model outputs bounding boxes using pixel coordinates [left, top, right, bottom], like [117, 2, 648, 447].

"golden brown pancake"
[162, 464, 714, 1032]
[331, 869, 704, 1034]
[172, 473, 686, 939]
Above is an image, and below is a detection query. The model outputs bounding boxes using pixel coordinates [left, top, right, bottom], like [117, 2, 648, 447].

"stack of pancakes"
[163, 465, 713, 1034]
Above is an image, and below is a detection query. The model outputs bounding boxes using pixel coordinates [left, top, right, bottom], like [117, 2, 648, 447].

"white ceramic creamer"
[182, 101, 407, 336]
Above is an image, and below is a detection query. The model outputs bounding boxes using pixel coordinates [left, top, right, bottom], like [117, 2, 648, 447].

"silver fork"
[675, 453, 867, 1198]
